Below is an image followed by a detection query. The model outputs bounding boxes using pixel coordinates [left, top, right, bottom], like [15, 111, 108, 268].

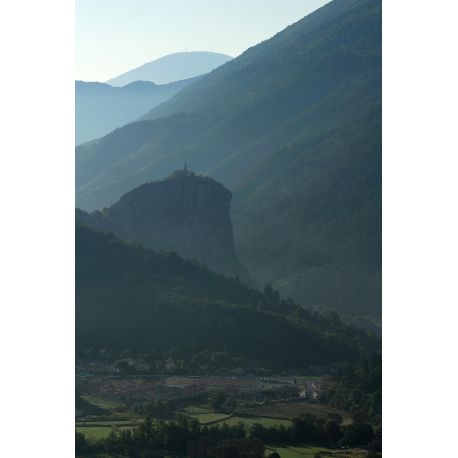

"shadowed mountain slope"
[76, 224, 378, 367]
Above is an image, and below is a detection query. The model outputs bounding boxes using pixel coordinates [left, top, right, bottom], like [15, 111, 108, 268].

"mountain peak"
[106, 51, 232, 86]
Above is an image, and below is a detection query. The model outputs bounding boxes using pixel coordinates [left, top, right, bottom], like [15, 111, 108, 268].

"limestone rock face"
[76, 171, 247, 279]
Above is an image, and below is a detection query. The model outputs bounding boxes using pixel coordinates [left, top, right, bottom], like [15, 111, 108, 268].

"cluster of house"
[76, 374, 321, 404]
[76, 357, 179, 376]
[78, 375, 178, 402]
[164, 376, 258, 391]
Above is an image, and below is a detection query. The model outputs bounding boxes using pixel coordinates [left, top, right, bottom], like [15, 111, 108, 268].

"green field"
[181, 406, 293, 428]
[76, 426, 131, 440]
[80, 395, 126, 411]
[188, 412, 232, 424]
[265, 445, 335, 458]
[265, 446, 370, 458]
[220, 415, 291, 428]
[76, 419, 139, 427]
[180, 406, 228, 424]
[77, 417, 138, 440]
[183, 406, 212, 415]
[237, 401, 351, 424]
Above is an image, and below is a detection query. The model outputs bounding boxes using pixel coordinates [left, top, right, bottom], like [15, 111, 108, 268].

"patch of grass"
[183, 406, 213, 415]
[188, 412, 232, 425]
[221, 416, 291, 428]
[77, 426, 110, 440]
[265, 445, 334, 458]
[265, 446, 370, 458]
[181, 407, 293, 428]
[181, 406, 233, 424]
[237, 401, 351, 423]
[76, 419, 139, 427]
[80, 395, 126, 412]
[76, 425, 133, 440]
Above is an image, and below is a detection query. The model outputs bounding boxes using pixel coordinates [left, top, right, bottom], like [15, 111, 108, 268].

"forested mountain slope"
[76, 0, 381, 315]
[76, 224, 378, 368]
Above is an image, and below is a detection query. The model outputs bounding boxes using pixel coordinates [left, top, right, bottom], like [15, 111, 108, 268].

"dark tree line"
[320, 354, 382, 425]
[76, 409, 380, 457]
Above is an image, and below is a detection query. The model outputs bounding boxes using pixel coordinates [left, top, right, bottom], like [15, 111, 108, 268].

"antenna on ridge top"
[184, 161, 188, 172]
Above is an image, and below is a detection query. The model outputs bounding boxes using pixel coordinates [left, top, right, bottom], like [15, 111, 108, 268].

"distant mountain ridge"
[107, 51, 232, 86]
[76, 0, 381, 316]
[75, 77, 197, 144]
[76, 170, 247, 279]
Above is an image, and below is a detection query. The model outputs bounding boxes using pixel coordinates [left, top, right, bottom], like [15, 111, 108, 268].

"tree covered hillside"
[76, 224, 378, 369]
[76, 0, 381, 316]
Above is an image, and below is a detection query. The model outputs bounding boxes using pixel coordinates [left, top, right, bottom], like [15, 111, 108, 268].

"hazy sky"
[76, 0, 330, 82]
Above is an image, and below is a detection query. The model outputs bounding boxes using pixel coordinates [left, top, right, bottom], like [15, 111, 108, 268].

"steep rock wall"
[76, 171, 247, 279]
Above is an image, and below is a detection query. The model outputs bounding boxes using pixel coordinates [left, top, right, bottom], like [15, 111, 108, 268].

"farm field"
[220, 415, 291, 428]
[238, 401, 351, 424]
[76, 391, 140, 441]
[76, 420, 136, 426]
[80, 395, 127, 411]
[182, 406, 232, 424]
[181, 406, 293, 428]
[265, 445, 335, 458]
[265, 445, 369, 458]
[190, 412, 232, 424]
[76, 425, 132, 440]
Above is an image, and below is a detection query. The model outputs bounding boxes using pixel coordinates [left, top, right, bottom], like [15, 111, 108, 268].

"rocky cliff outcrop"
[76, 170, 247, 279]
